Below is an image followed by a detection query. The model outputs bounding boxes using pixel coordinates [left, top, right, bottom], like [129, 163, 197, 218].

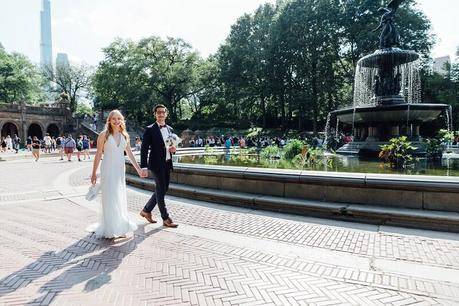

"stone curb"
[125, 174, 459, 232]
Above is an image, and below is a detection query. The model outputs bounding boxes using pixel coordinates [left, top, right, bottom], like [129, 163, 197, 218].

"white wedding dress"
[86, 134, 138, 238]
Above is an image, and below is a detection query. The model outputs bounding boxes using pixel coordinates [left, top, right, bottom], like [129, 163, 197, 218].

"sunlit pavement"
[0, 158, 458, 305]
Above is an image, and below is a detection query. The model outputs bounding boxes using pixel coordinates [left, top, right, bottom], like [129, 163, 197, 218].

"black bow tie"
[159, 124, 166, 129]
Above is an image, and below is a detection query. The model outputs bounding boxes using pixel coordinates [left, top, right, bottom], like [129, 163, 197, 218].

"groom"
[139, 104, 178, 228]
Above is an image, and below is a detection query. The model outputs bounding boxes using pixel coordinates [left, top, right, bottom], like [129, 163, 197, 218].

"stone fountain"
[331, 0, 449, 156]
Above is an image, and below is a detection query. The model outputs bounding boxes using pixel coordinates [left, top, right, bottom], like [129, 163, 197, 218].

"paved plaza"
[0, 157, 459, 305]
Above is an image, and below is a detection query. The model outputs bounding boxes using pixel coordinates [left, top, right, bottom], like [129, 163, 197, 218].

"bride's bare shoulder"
[97, 131, 108, 144]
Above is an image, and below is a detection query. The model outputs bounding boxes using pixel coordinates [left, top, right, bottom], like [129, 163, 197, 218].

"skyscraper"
[56, 53, 69, 68]
[40, 0, 52, 67]
[433, 56, 451, 76]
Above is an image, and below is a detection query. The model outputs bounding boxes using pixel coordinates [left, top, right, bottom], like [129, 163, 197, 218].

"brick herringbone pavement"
[70, 166, 459, 270]
[0, 197, 457, 306]
[0, 160, 458, 305]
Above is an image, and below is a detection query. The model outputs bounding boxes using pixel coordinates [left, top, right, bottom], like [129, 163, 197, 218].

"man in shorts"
[63, 134, 76, 161]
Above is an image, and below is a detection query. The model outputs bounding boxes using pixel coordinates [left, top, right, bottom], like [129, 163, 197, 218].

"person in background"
[76, 135, 84, 161]
[43, 133, 52, 153]
[5, 135, 12, 152]
[135, 136, 142, 151]
[1, 137, 6, 153]
[224, 136, 232, 153]
[51, 136, 56, 152]
[26, 136, 32, 151]
[82, 135, 91, 160]
[239, 137, 246, 148]
[13, 134, 21, 153]
[31, 136, 41, 161]
[63, 134, 76, 162]
[56, 135, 64, 160]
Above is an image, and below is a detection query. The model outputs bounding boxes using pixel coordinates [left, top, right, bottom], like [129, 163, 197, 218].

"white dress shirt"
[159, 124, 171, 161]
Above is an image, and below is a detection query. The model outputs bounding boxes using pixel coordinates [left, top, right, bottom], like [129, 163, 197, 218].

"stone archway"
[1, 122, 19, 138]
[46, 123, 60, 138]
[28, 123, 43, 139]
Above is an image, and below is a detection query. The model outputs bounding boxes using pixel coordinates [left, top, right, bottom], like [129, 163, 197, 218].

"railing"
[0, 103, 67, 116]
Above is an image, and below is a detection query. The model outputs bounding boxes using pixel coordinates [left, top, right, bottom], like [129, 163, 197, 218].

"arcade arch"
[46, 123, 60, 138]
[27, 123, 43, 139]
[1, 122, 19, 138]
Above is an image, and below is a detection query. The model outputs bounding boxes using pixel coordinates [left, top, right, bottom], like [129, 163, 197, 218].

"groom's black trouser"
[143, 160, 171, 220]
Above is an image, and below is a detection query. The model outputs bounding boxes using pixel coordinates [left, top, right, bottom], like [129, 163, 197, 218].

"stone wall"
[0, 102, 71, 141]
[126, 162, 459, 213]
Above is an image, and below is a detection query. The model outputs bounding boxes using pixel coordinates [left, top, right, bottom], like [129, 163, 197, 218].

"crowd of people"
[189, 135, 304, 149]
[0, 133, 92, 162]
[0, 135, 21, 153]
[187, 133, 355, 151]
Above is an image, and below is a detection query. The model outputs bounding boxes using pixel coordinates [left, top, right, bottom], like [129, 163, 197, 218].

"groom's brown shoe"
[140, 210, 157, 223]
[163, 218, 178, 228]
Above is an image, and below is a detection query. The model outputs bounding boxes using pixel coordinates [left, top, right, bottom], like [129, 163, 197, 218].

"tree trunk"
[260, 95, 266, 128]
[311, 62, 318, 135]
[280, 91, 286, 130]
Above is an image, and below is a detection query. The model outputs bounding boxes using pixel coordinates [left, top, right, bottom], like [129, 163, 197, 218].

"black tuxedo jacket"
[140, 122, 174, 172]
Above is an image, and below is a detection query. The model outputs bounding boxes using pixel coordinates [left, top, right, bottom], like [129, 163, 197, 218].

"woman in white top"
[88, 110, 144, 239]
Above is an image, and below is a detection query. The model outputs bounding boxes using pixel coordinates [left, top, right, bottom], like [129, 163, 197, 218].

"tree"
[42, 62, 93, 113]
[0, 49, 44, 103]
[92, 36, 205, 125]
[76, 102, 95, 117]
[422, 47, 459, 130]
[257, 0, 343, 133]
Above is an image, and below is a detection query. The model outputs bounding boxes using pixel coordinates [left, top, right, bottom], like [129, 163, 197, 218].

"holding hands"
[138, 168, 149, 178]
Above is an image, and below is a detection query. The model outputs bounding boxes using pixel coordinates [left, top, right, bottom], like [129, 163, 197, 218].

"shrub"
[292, 146, 332, 169]
[379, 136, 416, 169]
[260, 145, 281, 160]
[284, 139, 304, 160]
[424, 138, 443, 160]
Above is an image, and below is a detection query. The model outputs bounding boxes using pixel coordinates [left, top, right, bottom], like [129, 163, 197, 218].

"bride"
[87, 110, 144, 239]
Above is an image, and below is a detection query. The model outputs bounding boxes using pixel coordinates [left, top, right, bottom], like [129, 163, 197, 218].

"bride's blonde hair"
[104, 109, 129, 142]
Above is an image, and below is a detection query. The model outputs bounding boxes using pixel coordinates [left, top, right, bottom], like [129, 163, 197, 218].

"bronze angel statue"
[373, 0, 403, 48]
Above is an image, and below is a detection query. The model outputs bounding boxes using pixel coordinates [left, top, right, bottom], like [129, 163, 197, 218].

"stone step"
[126, 174, 459, 232]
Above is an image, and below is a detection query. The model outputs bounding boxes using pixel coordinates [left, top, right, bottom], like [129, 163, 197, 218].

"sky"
[0, 0, 458, 66]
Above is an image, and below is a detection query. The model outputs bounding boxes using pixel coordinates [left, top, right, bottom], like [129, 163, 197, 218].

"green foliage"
[379, 136, 417, 169]
[422, 48, 459, 130]
[42, 62, 93, 113]
[292, 146, 332, 169]
[201, 146, 217, 164]
[194, 0, 434, 133]
[75, 102, 94, 117]
[91, 0, 436, 132]
[92, 37, 205, 125]
[283, 139, 304, 160]
[424, 138, 443, 160]
[0, 49, 45, 103]
[437, 129, 456, 142]
[260, 145, 281, 160]
[228, 148, 259, 165]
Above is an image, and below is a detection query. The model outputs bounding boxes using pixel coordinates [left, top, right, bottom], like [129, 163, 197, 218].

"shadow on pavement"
[0, 225, 161, 306]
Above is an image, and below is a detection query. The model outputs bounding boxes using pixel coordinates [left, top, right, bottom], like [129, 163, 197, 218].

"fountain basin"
[332, 103, 448, 124]
[331, 103, 449, 156]
[358, 48, 419, 68]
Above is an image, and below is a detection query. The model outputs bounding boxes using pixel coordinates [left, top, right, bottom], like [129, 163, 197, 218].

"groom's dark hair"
[153, 104, 168, 114]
